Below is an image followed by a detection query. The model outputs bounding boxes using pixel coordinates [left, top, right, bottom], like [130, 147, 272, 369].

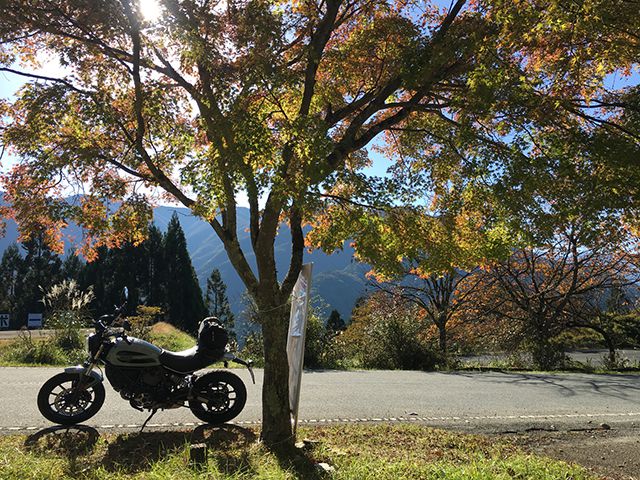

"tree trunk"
[260, 307, 293, 448]
[608, 343, 617, 366]
[437, 314, 447, 355]
[601, 333, 617, 367]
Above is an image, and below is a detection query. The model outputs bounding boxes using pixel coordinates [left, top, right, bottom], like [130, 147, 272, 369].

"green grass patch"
[0, 322, 197, 366]
[0, 334, 83, 367]
[147, 322, 196, 352]
[0, 424, 595, 479]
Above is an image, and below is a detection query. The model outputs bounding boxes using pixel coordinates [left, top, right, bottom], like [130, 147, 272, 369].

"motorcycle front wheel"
[37, 372, 105, 425]
[189, 370, 247, 425]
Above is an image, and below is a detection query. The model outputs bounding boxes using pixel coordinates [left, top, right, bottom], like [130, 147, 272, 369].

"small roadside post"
[286, 263, 313, 438]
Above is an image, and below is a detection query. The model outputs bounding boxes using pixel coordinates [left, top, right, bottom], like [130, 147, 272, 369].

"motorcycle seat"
[159, 346, 222, 374]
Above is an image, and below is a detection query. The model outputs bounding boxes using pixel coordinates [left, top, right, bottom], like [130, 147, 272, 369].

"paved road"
[1, 367, 639, 433]
[461, 349, 640, 368]
[0, 329, 94, 340]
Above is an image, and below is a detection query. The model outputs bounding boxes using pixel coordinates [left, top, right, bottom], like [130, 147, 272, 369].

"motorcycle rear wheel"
[189, 370, 247, 425]
[37, 372, 105, 425]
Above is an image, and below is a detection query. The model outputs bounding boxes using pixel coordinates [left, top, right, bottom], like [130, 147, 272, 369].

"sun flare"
[139, 0, 162, 22]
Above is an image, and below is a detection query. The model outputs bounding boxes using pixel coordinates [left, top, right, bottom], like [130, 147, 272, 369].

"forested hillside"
[0, 198, 368, 323]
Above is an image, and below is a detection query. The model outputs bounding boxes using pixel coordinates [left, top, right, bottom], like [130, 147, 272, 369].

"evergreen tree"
[164, 212, 206, 333]
[61, 249, 84, 281]
[18, 233, 62, 326]
[205, 268, 235, 339]
[142, 224, 166, 307]
[109, 241, 146, 309]
[326, 309, 346, 333]
[79, 244, 130, 315]
[79, 245, 109, 314]
[79, 227, 163, 316]
[0, 244, 22, 327]
[78, 220, 203, 323]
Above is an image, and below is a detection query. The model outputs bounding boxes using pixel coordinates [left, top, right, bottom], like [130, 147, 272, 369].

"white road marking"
[2, 412, 639, 432]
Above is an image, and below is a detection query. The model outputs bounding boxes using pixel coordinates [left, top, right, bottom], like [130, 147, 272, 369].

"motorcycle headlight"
[86, 333, 101, 356]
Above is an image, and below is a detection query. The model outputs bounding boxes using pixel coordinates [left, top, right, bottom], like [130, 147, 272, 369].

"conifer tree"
[61, 249, 84, 281]
[164, 212, 206, 333]
[0, 244, 22, 327]
[326, 309, 346, 333]
[206, 268, 236, 340]
[22, 235, 62, 316]
[78, 245, 110, 314]
[142, 224, 166, 307]
[111, 242, 145, 309]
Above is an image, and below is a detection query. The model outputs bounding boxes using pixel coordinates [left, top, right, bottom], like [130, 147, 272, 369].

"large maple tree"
[1, 0, 639, 445]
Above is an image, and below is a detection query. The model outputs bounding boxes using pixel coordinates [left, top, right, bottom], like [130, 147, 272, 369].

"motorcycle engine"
[105, 365, 186, 410]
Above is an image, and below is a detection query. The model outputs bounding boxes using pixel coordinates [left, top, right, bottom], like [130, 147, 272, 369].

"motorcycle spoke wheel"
[38, 373, 105, 425]
[189, 371, 247, 425]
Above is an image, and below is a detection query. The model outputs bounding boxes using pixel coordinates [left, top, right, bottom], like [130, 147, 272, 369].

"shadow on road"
[448, 371, 640, 403]
[23, 423, 323, 478]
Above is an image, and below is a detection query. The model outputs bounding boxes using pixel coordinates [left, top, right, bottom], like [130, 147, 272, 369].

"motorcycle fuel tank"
[105, 337, 163, 367]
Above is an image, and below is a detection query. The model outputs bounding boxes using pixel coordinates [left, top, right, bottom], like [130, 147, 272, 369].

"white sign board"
[0, 314, 9, 330]
[27, 313, 43, 329]
[286, 263, 313, 436]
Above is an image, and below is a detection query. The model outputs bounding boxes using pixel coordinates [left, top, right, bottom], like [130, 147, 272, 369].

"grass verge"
[0, 322, 197, 366]
[146, 322, 196, 352]
[0, 423, 595, 479]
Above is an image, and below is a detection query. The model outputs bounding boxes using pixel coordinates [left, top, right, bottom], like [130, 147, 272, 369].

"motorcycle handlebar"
[93, 312, 130, 335]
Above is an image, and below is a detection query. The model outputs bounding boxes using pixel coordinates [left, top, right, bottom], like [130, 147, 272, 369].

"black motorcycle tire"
[37, 372, 106, 425]
[189, 370, 247, 425]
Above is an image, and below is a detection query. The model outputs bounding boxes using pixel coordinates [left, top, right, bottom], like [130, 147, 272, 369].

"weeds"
[1, 330, 72, 365]
[0, 424, 596, 480]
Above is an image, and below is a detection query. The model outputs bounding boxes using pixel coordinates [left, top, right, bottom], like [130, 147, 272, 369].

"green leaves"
[0, 0, 638, 290]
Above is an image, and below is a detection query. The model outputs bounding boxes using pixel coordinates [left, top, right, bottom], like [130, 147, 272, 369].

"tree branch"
[281, 204, 305, 297]
[299, 0, 342, 116]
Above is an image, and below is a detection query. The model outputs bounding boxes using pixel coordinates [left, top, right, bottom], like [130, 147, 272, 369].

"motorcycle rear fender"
[64, 365, 104, 386]
[223, 352, 256, 384]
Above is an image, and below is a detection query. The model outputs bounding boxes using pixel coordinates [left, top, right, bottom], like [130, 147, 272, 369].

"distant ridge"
[153, 205, 370, 319]
[0, 197, 369, 319]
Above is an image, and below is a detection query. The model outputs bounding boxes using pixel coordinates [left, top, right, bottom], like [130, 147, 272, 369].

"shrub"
[526, 337, 567, 370]
[128, 305, 164, 341]
[337, 291, 444, 371]
[239, 331, 265, 368]
[3, 330, 68, 365]
[42, 280, 94, 355]
[600, 350, 630, 370]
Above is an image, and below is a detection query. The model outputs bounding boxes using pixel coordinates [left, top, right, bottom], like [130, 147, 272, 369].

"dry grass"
[0, 423, 596, 479]
[149, 322, 183, 336]
[147, 322, 196, 352]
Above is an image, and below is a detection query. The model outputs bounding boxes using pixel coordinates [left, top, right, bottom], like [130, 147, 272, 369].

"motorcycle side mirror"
[123, 286, 129, 300]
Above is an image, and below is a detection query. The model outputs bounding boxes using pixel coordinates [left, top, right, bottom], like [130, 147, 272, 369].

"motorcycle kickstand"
[140, 409, 158, 433]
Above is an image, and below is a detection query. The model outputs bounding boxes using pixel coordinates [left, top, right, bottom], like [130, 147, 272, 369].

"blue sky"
[0, 69, 22, 98]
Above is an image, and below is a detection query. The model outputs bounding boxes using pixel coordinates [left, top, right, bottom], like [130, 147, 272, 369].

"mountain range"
[0, 201, 371, 320]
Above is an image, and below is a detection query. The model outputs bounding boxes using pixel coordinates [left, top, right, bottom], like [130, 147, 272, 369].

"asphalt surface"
[0, 329, 94, 340]
[1, 367, 639, 434]
[461, 349, 640, 368]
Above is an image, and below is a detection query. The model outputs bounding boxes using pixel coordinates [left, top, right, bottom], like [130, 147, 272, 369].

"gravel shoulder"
[497, 425, 640, 480]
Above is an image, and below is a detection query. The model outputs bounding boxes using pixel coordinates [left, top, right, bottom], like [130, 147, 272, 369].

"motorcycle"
[37, 288, 255, 428]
